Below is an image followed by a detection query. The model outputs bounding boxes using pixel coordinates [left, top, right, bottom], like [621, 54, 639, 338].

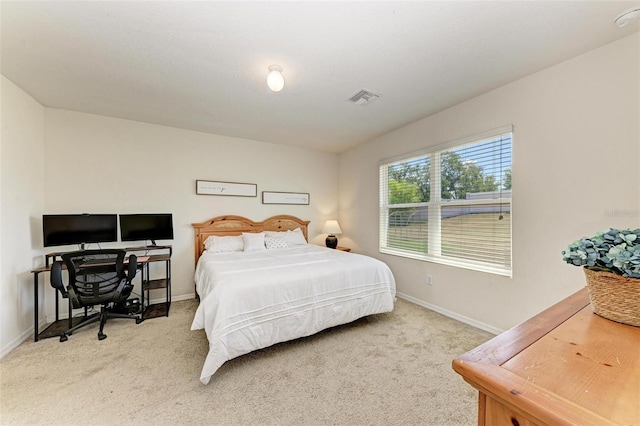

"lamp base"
[325, 235, 338, 249]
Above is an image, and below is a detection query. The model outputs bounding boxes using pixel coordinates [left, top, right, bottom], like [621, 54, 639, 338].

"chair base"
[60, 304, 140, 342]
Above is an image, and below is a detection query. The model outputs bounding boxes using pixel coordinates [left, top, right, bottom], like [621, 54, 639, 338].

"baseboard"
[0, 327, 37, 359]
[396, 292, 503, 335]
[171, 293, 197, 302]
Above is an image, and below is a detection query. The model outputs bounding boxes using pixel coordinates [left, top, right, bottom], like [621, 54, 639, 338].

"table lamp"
[321, 220, 342, 249]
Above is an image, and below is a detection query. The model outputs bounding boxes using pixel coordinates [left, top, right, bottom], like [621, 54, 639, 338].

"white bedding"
[191, 244, 396, 384]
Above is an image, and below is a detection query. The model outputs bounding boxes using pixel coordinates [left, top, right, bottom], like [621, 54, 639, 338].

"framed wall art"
[262, 191, 310, 205]
[196, 180, 257, 197]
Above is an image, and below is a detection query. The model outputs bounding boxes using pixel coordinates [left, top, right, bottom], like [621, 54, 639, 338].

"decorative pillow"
[265, 236, 289, 250]
[285, 228, 307, 246]
[242, 232, 266, 252]
[204, 235, 244, 253]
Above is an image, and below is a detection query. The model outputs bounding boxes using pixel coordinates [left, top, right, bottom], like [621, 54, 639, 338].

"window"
[379, 126, 512, 276]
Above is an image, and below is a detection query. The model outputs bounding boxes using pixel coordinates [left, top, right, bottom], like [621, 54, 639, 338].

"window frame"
[379, 126, 513, 277]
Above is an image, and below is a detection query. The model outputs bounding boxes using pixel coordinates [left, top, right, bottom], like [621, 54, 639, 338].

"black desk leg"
[166, 260, 170, 316]
[33, 272, 39, 342]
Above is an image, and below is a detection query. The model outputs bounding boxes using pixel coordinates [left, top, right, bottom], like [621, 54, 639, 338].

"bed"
[190, 215, 396, 384]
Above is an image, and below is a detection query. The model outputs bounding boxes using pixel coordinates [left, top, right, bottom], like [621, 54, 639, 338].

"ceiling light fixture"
[615, 7, 640, 27]
[267, 65, 285, 92]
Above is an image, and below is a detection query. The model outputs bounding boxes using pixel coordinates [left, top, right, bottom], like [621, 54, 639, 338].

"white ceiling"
[2, 1, 639, 153]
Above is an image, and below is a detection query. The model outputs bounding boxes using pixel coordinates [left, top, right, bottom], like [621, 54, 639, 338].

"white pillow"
[265, 230, 287, 238]
[265, 235, 289, 250]
[204, 235, 244, 253]
[285, 228, 307, 246]
[243, 232, 266, 252]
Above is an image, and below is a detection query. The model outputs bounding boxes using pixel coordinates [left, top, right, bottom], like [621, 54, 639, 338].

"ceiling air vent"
[349, 89, 382, 106]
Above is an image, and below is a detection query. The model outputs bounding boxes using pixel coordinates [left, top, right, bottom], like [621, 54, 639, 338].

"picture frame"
[196, 180, 257, 197]
[262, 191, 310, 205]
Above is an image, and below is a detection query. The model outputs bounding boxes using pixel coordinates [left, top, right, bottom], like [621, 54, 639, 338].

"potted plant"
[562, 228, 640, 326]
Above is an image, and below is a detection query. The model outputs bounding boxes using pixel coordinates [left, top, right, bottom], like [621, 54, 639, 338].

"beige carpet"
[0, 298, 492, 425]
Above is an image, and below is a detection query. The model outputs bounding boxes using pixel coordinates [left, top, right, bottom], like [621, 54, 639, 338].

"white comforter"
[191, 245, 396, 384]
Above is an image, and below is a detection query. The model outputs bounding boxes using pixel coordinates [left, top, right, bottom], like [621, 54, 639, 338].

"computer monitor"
[43, 214, 118, 248]
[119, 213, 173, 246]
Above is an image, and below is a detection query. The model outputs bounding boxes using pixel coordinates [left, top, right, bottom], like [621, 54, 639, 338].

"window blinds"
[379, 129, 512, 276]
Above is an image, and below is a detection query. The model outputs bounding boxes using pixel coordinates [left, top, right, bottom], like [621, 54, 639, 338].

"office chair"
[50, 249, 142, 341]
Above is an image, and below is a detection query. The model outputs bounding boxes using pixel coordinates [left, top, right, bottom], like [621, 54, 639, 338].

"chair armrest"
[49, 262, 68, 298]
[126, 254, 137, 281]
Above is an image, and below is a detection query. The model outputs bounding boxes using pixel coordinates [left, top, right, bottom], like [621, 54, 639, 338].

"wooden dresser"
[453, 288, 640, 426]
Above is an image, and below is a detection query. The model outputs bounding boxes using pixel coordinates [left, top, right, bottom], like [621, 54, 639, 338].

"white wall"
[1, 76, 46, 355]
[44, 109, 339, 311]
[339, 34, 640, 333]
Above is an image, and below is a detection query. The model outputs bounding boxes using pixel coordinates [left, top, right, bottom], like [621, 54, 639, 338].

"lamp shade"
[267, 65, 285, 92]
[321, 220, 342, 235]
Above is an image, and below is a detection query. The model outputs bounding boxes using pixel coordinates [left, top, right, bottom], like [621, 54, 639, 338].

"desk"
[452, 288, 640, 425]
[30, 246, 171, 342]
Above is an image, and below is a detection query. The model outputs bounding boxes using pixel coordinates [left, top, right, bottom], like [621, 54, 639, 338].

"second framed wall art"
[262, 191, 310, 205]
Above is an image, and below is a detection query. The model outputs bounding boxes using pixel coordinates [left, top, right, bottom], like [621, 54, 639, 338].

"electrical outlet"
[427, 274, 433, 285]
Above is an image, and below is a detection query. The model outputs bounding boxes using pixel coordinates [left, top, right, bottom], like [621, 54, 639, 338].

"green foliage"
[503, 169, 512, 190]
[388, 162, 430, 202]
[388, 152, 506, 203]
[440, 152, 499, 200]
[562, 228, 640, 278]
[388, 180, 421, 204]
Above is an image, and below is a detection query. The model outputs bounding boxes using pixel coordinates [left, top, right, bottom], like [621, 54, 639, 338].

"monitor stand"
[148, 240, 158, 248]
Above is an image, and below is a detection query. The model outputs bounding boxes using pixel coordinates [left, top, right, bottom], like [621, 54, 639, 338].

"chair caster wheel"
[98, 332, 107, 340]
[60, 334, 68, 342]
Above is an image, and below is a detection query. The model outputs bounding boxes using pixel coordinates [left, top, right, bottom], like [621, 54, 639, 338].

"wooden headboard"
[192, 215, 310, 265]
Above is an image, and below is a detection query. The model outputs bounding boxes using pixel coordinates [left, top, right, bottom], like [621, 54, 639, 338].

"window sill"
[379, 247, 512, 277]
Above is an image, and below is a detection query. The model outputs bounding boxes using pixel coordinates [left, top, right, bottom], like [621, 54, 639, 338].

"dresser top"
[453, 288, 640, 425]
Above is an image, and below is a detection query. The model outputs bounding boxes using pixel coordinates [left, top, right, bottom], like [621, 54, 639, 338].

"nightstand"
[336, 246, 351, 252]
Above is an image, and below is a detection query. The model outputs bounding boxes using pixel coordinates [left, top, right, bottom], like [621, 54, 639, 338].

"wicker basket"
[583, 268, 640, 327]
